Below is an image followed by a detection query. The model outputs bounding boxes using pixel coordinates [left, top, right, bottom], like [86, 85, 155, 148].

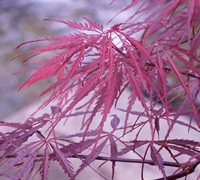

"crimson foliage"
[1, 0, 200, 179]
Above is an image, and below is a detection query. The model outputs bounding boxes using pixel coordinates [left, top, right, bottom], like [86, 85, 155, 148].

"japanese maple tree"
[0, 0, 200, 179]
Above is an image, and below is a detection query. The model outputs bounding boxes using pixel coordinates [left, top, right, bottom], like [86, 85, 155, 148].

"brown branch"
[112, 44, 200, 80]
[155, 160, 200, 180]
[70, 154, 181, 167]
[5, 153, 181, 167]
[75, 155, 199, 179]
[5, 153, 200, 179]
[145, 62, 200, 80]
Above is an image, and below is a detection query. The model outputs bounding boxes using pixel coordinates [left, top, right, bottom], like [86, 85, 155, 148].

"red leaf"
[110, 115, 120, 131]
[108, 135, 118, 157]
[40, 145, 50, 180]
[76, 138, 108, 176]
[59, 139, 95, 156]
[83, 17, 103, 31]
[150, 145, 166, 178]
[44, 18, 102, 32]
[166, 144, 200, 161]
[50, 106, 61, 116]
[52, 146, 74, 179]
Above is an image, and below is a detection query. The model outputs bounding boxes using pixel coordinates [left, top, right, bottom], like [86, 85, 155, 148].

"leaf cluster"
[1, 0, 200, 179]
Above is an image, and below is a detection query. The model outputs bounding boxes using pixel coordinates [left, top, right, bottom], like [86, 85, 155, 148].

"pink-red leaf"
[45, 18, 102, 32]
[40, 145, 50, 180]
[150, 145, 166, 178]
[76, 138, 108, 176]
[52, 146, 74, 179]
[110, 115, 120, 131]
